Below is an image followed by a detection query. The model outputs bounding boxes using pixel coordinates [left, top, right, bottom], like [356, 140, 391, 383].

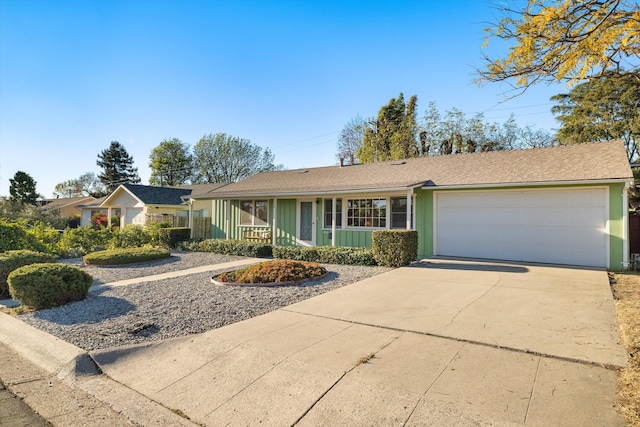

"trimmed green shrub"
[159, 227, 191, 248]
[83, 247, 171, 266]
[8, 263, 93, 309]
[371, 230, 418, 267]
[0, 219, 46, 253]
[145, 220, 172, 245]
[110, 225, 152, 249]
[25, 221, 61, 254]
[177, 238, 272, 257]
[272, 245, 376, 266]
[218, 260, 326, 284]
[58, 226, 113, 257]
[0, 250, 56, 298]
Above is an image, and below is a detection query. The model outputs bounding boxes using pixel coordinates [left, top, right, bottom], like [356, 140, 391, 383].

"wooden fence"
[172, 216, 212, 239]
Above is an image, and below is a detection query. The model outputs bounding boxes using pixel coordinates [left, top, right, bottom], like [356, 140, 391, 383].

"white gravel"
[19, 252, 391, 351]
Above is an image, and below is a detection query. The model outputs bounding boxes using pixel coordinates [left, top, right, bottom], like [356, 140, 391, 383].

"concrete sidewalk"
[0, 258, 628, 426]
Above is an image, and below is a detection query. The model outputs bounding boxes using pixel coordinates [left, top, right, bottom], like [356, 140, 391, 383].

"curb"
[0, 312, 99, 383]
[0, 312, 198, 426]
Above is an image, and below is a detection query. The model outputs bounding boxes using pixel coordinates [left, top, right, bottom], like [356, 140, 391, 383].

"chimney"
[339, 157, 344, 167]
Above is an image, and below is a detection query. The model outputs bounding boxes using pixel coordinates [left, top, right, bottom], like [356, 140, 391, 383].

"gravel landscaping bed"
[20, 252, 391, 351]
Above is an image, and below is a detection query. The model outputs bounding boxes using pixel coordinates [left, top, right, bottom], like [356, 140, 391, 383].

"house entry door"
[297, 201, 316, 246]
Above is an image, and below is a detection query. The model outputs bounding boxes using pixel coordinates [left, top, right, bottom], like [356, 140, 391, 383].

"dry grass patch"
[611, 272, 640, 425]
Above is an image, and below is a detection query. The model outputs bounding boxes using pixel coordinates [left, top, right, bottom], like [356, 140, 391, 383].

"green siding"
[415, 188, 434, 259]
[317, 229, 373, 248]
[275, 199, 297, 245]
[609, 183, 625, 269]
[211, 199, 227, 238]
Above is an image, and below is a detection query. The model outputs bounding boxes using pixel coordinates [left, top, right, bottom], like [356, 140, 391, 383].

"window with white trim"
[323, 199, 342, 228]
[240, 200, 268, 226]
[347, 198, 386, 228]
[390, 197, 413, 229]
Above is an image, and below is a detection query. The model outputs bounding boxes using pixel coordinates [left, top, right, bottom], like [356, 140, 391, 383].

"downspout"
[188, 199, 194, 239]
[623, 182, 631, 269]
[332, 197, 336, 246]
[406, 190, 412, 229]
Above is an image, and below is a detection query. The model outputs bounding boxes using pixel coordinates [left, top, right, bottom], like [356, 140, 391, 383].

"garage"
[126, 207, 145, 225]
[435, 187, 609, 267]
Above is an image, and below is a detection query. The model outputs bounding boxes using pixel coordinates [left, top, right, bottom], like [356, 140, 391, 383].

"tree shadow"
[32, 294, 136, 325]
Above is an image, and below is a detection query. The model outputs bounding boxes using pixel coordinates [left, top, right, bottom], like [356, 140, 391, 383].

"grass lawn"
[611, 272, 640, 425]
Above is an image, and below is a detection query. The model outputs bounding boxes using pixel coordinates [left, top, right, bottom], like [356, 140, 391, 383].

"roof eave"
[186, 184, 423, 200]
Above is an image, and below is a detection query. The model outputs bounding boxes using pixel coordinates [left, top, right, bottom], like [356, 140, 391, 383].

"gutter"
[423, 178, 633, 190]
[183, 184, 424, 200]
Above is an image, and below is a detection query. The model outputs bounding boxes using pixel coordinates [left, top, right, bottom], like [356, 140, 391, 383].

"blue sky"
[0, 0, 566, 198]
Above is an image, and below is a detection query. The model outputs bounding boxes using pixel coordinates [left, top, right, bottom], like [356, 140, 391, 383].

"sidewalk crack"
[524, 356, 542, 424]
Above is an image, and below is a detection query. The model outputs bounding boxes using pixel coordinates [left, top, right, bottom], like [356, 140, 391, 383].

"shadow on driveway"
[411, 260, 529, 274]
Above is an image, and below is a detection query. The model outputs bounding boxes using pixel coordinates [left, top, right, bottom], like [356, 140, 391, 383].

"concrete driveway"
[90, 258, 627, 426]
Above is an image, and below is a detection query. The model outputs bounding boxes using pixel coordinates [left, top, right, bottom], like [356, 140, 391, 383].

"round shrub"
[83, 247, 171, 266]
[0, 250, 56, 298]
[217, 260, 327, 284]
[8, 263, 93, 309]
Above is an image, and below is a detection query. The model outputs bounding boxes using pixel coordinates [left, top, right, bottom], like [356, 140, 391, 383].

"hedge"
[272, 245, 376, 266]
[371, 230, 418, 267]
[0, 250, 56, 299]
[159, 227, 191, 248]
[8, 263, 93, 309]
[177, 239, 272, 257]
[83, 247, 171, 266]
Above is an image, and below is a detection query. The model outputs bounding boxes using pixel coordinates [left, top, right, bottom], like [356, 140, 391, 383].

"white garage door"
[435, 188, 608, 267]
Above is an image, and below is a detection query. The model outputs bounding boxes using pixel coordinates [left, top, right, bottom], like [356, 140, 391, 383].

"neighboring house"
[185, 140, 633, 268]
[79, 183, 228, 228]
[78, 197, 108, 226]
[37, 196, 96, 218]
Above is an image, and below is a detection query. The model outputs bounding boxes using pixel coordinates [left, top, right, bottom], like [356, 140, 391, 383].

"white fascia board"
[187, 185, 422, 200]
[423, 178, 633, 190]
[100, 185, 144, 207]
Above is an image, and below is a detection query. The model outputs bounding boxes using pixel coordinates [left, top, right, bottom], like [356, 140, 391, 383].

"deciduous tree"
[551, 72, 640, 161]
[54, 172, 106, 198]
[149, 138, 193, 186]
[478, 0, 640, 91]
[336, 115, 367, 165]
[9, 171, 39, 204]
[193, 133, 282, 183]
[96, 141, 141, 192]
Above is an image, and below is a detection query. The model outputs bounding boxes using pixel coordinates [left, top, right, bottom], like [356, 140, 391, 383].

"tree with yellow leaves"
[478, 0, 640, 91]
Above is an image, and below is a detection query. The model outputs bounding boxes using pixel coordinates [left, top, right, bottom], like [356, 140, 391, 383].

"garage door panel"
[435, 188, 608, 267]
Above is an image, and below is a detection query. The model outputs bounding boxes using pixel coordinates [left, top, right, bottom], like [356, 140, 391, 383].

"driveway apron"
[90, 258, 627, 426]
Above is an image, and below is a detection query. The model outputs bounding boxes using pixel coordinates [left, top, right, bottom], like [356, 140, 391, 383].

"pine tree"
[9, 171, 39, 204]
[96, 141, 141, 192]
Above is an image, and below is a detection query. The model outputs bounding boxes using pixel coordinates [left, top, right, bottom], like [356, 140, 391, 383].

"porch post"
[107, 207, 112, 228]
[406, 190, 412, 230]
[331, 197, 336, 246]
[225, 199, 231, 240]
[272, 198, 277, 246]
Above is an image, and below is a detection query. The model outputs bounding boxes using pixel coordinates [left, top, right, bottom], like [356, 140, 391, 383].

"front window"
[323, 198, 342, 228]
[347, 198, 386, 228]
[391, 197, 411, 229]
[240, 200, 268, 226]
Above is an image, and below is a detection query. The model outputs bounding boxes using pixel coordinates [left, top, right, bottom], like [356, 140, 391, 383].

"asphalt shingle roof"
[205, 140, 632, 197]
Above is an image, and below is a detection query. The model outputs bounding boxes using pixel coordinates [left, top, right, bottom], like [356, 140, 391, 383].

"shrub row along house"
[183, 140, 632, 269]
